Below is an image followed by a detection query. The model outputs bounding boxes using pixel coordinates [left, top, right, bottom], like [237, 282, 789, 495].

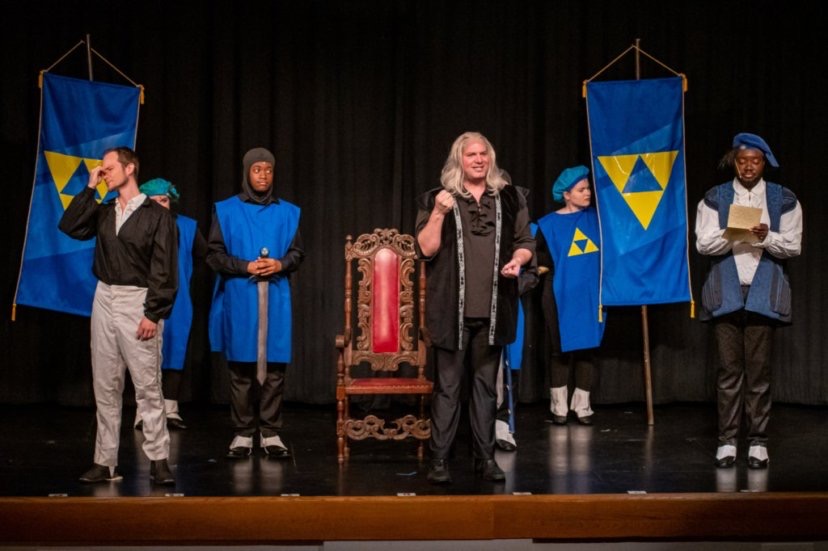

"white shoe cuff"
[164, 399, 179, 416]
[570, 388, 594, 418]
[748, 445, 768, 462]
[495, 420, 514, 443]
[716, 444, 737, 460]
[230, 435, 253, 449]
[550, 386, 569, 417]
[261, 434, 285, 448]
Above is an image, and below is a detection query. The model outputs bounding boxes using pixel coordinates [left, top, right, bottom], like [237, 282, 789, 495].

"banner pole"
[86, 34, 93, 81]
[633, 38, 655, 426]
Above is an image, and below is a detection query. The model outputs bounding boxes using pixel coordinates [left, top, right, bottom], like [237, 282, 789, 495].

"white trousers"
[90, 282, 169, 466]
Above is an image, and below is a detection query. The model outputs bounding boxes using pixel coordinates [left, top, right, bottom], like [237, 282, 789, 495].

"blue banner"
[586, 77, 691, 306]
[15, 73, 140, 316]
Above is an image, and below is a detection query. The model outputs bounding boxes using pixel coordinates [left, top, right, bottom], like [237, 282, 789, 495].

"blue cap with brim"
[732, 133, 779, 168]
[139, 178, 180, 201]
[552, 165, 590, 202]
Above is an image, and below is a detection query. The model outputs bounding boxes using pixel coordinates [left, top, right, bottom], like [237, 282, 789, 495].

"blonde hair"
[440, 132, 509, 197]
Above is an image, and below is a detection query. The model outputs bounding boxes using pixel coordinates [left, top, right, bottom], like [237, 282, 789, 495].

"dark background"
[1, 0, 825, 407]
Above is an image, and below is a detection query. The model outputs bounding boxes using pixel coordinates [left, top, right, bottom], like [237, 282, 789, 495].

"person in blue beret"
[535, 165, 606, 426]
[696, 133, 803, 469]
[135, 178, 207, 432]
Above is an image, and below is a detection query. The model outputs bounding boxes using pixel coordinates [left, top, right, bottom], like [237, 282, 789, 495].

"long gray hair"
[440, 132, 509, 197]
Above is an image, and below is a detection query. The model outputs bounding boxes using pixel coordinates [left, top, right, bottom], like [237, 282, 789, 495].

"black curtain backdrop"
[1, 0, 826, 407]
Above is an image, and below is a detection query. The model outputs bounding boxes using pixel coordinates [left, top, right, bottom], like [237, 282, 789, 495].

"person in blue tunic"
[495, 222, 540, 451]
[536, 165, 605, 426]
[696, 133, 802, 470]
[207, 147, 304, 459]
[136, 178, 207, 431]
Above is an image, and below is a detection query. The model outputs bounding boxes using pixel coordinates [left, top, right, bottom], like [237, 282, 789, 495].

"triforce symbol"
[568, 227, 599, 257]
[597, 151, 679, 230]
[43, 150, 107, 209]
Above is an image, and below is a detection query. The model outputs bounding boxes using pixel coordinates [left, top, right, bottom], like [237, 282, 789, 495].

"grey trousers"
[90, 282, 170, 466]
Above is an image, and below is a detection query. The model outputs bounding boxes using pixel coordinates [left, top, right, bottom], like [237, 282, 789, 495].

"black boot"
[474, 458, 505, 481]
[427, 458, 451, 484]
[150, 459, 175, 486]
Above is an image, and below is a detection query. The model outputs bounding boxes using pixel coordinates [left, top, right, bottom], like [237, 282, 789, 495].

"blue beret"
[140, 178, 180, 201]
[552, 165, 590, 202]
[732, 133, 778, 168]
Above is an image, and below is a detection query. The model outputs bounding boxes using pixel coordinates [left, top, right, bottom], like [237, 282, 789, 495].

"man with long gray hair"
[415, 132, 535, 483]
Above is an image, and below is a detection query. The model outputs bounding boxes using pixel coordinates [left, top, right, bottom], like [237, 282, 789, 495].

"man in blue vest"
[695, 133, 803, 470]
[208, 147, 304, 459]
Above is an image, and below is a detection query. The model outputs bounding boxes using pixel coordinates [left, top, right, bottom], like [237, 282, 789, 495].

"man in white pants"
[59, 146, 178, 485]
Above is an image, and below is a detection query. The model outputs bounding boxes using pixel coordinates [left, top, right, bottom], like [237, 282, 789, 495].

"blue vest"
[537, 207, 605, 352]
[208, 196, 300, 362]
[699, 181, 797, 323]
[162, 215, 197, 370]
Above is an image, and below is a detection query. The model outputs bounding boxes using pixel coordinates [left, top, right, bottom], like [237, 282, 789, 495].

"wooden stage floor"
[1, 401, 827, 544]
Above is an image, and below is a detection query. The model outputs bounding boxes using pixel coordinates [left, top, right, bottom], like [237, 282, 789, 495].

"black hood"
[241, 147, 276, 205]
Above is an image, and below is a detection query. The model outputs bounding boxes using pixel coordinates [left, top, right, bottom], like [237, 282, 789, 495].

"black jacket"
[414, 184, 531, 350]
[59, 187, 178, 322]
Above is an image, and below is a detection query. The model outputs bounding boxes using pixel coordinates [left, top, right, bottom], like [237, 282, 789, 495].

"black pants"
[228, 361, 286, 438]
[549, 349, 594, 390]
[162, 369, 182, 400]
[430, 319, 501, 461]
[713, 310, 774, 447]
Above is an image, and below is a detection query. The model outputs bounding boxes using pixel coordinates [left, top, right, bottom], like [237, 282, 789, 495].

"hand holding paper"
[723, 204, 763, 243]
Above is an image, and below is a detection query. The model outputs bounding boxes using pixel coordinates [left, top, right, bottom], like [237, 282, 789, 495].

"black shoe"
[227, 446, 253, 459]
[496, 438, 517, 452]
[167, 417, 188, 430]
[427, 459, 451, 484]
[577, 414, 594, 426]
[475, 458, 506, 481]
[134, 420, 143, 431]
[748, 456, 769, 469]
[263, 445, 290, 458]
[550, 414, 568, 425]
[79, 463, 122, 483]
[150, 459, 175, 485]
[715, 455, 736, 468]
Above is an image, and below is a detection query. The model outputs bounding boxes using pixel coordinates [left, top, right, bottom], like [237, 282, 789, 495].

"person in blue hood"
[207, 147, 305, 459]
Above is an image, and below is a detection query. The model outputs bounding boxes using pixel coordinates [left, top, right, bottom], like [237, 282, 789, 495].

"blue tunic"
[504, 223, 538, 371]
[162, 215, 197, 370]
[537, 207, 605, 352]
[208, 196, 300, 362]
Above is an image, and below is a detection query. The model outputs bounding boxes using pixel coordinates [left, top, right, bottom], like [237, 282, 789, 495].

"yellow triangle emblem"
[44, 151, 82, 193]
[597, 151, 679, 230]
[43, 151, 104, 208]
[568, 227, 599, 257]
